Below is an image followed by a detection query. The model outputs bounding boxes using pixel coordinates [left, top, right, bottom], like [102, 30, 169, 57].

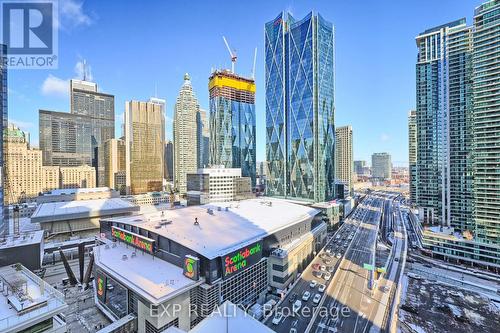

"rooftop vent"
[194, 217, 199, 226]
[207, 208, 213, 214]
[122, 254, 128, 261]
[105, 244, 110, 250]
[112, 243, 117, 248]
[225, 207, 229, 211]
[131, 252, 137, 258]
[217, 206, 222, 211]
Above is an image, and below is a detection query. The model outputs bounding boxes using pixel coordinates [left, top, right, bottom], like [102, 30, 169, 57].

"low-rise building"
[122, 191, 176, 206]
[186, 166, 253, 205]
[0, 263, 67, 333]
[0, 231, 44, 270]
[95, 198, 324, 332]
[31, 189, 139, 239]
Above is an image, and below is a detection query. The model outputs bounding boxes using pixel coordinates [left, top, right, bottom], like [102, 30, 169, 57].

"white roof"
[0, 231, 44, 250]
[190, 301, 273, 333]
[94, 242, 199, 304]
[31, 198, 139, 223]
[103, 198, 319, 259]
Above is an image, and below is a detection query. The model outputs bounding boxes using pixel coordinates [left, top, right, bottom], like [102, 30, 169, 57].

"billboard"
[111, 226, 155, 253]
[96, 271, 107, 303]
[222, 241, 262, 279]
[183, 255, 200, 281]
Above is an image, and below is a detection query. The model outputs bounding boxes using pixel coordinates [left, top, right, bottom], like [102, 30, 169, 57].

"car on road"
[313, 271, 323, 279]
[318, 284, 326, 293]
[320, 265, 326, 271]
[289, 329, 297, 333]
[326, 266, 334, 273]
[312, 293, 322, 304]
[324, 272, 332, 281]
[394, 258, 399, 262]
[302, 291, 311, 301]
[336, 253, 342, 259]
[312, 263, 320, 270]
[323, 259, 332, 265]
[310, 280, 317, 288]
[272, 312, 283, 325]
[288, 292, 298, 303]
[292, 300, 302, 314]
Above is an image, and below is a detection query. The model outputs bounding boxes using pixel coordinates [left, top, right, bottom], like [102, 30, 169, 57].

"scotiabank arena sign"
[222, 241, 262, 278]
[111, 226, 155, 253]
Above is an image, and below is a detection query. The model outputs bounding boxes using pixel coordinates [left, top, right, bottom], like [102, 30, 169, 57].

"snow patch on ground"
[447, 304, 462, 317]
[464, 308, 484, 326]
[408, 323, 427, 333]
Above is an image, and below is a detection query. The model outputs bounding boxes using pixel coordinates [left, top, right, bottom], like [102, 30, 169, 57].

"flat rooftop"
[94, 241, 199, 304]
[0, 231, 44, 250]
[103, 198, 319, 259]
[31, 198, 139, 223]
[0, 264, 67, 333]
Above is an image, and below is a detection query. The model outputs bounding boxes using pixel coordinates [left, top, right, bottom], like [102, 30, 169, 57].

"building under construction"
[208, 70, 256, 186]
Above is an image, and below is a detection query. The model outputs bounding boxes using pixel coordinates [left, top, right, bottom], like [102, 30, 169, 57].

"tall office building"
[415, 19, 473, 227]
[164, 140, 174, 182]
[197, 108, 209, 169]
[335, 125, 353, 194]
[265, 12, 335, 202]
[209, 70, 256, 185]
[473, 1, 500, 244]
[103, 138, 126, 192]
[70, 79, 115, 187]
[0, 44, 6, 234]
[408, 110, 417, 203]
[4, 124, 59, 204]
[125, 100, 165, 194]
[174, 74, 200, 194]
[39, 110, 93, 167]
[371, 153, 392, 180]
[354, 160, 368, 176]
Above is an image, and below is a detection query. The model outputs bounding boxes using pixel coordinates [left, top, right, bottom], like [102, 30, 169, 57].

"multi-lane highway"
[264, 197, 370, 333]
[308, 193, 385, 333]
[264, 191, 410, 333]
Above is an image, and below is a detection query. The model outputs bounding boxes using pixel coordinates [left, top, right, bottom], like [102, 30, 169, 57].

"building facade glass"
[70, 80, 115, 187]
[473, 1, 500, 245]
[209, 71, 256, 186]
[0, 44, 7, 234]
[39, 110, 93, 167]
[415, 19, 474, 230]
[408, 110, 417, 203]
[265, 12, 335, 202]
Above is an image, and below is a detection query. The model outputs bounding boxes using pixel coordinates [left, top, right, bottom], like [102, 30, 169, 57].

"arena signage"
[222, 241, 262, 278]
[111, 226, 154, 253]
[183, 255, 200, 281]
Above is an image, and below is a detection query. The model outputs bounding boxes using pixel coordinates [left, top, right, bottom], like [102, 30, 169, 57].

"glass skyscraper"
[415, 19, 473, 229]
[0, 44, 7, 234]
[39, 110, 93, 167]
[265, 12, 335, 202]
[408, 110, 417, 203]
[209, 70, 256, 186]
[473, 1, 500, 245]
[70, 79, 115, 186]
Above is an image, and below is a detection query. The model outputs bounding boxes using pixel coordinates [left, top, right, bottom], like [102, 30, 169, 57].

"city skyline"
[6, 0, 483, 165]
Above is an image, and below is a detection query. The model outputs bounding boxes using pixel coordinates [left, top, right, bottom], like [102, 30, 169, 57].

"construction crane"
[222, 36, 237, 73]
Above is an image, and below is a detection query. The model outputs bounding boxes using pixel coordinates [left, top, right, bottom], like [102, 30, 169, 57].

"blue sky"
[7, 0, 482, 165]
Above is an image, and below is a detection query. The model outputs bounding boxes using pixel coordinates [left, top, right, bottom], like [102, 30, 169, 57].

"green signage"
[222, 241, 262, 278]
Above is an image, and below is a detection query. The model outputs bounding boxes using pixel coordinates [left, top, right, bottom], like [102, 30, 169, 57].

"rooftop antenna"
[83, 59, 87, 81]
[222, 36, 237, 73]
[252, 47, 257, 79]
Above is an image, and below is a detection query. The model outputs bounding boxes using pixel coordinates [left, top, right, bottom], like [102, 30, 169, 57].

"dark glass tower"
[0, 44, 7, 234]
[265, 12, 335, 202]
[209, 70, 256, 186]
[70, 80, 115, 186]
